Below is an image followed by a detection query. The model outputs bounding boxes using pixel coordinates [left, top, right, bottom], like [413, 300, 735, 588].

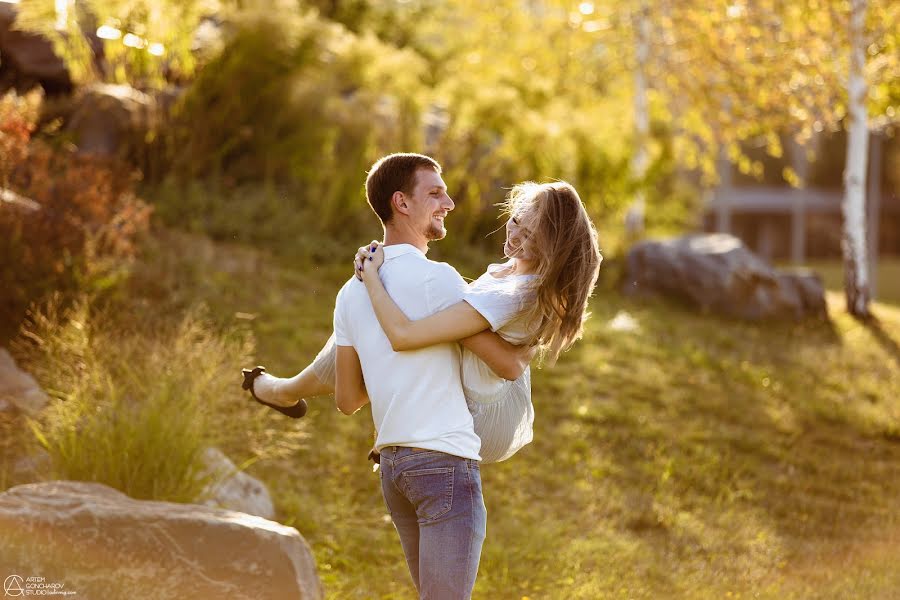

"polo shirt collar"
[383, 243, 426, 260]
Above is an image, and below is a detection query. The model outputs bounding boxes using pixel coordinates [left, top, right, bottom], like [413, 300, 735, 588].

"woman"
[245, 181, 601, 462]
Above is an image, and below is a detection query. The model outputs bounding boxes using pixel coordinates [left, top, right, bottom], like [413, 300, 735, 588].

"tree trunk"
[787, 134, 815, 263]
[867, 131, 882, 300]
[625, 0, 651, 240]
[842, 0, 871, 318]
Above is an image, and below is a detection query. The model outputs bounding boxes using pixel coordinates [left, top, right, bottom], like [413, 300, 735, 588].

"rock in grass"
[623, 234, 827, 320]
[0, 481, 323, 600]
[199, 447, 275, 519]
[0, 3, 74, 95]
[65, 84, 157, 158]
[0, 349, 49, 416]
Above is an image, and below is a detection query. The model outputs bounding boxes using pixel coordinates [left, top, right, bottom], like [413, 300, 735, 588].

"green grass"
[789, 257, 900, 307]
[3, 291, 284, 503]
[10, 227, 900, 599]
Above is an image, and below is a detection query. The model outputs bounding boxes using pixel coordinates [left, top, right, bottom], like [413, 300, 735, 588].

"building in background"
[702, 131, 899, 264]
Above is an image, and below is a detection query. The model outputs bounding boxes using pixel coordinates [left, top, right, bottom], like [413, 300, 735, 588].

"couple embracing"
[243, 152, 601, 599]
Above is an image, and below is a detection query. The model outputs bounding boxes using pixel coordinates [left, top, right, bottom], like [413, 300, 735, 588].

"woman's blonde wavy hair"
[501, 181, 602, 366]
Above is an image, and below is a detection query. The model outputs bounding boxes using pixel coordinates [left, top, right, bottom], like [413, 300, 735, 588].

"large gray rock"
[0, 4, 73, 95]
[199, 447, 275, 520]
[0, 481, 323, 600]
[623, 234, 827, 320]
[65, 83, 157, 158]
[778, 270, 828, 317]
[0, 349, 49, 416]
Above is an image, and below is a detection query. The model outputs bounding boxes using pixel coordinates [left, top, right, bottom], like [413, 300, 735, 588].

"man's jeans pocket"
[400, 467, 454, 522]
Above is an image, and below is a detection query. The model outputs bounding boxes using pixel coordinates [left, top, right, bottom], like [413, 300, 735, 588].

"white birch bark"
[625, 0, 650, 239]
[842, 0, 871, 317]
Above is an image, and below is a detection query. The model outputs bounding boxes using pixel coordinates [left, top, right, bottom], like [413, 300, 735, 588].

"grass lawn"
[12, 228, 900, 599]
[787, 257, 900, 307]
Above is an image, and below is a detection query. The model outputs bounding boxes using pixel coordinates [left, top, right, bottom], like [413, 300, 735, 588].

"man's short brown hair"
[365, 153, 442, 225]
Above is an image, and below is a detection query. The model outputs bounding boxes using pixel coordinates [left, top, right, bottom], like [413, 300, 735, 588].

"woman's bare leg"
[252, 334, 337, 406]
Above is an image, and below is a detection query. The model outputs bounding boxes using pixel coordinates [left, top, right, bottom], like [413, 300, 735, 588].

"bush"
[13, 296, 270, 503]
[162, 11, 426, 231]
[147, 178, 359, 262]
[146, 9, 697, 261]
[0, 92, 152, 342]
[423, 80, 635, 255]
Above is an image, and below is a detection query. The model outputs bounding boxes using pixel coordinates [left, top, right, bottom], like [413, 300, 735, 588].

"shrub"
[0, 92, 152, 342]
[147, 178, 356, 262]
[162, 11, 427, 231]
[148, 9, 695, 260]
[13, 296, 269, 502]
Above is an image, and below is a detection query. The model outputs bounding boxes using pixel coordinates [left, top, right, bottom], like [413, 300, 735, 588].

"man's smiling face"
[406, 168, 454, 241]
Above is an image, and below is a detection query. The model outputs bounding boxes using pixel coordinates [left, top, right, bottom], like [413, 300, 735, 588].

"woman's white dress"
[458, 260, 536, 463]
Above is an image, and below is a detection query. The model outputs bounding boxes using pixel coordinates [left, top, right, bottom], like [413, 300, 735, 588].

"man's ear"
[391, 191, 410, 216]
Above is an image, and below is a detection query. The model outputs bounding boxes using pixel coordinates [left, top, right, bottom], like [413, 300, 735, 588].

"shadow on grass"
[523, 291, 900, 595]
[864, 313, 900, 368]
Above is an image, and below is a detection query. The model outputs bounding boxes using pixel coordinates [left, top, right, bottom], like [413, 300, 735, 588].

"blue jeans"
[379, 446, 487, 599]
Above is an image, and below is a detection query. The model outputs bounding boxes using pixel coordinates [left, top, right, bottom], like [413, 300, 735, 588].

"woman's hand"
[354, 240, 384, 281]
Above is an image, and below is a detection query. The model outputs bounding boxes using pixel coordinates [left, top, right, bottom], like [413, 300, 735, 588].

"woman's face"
[504, 201, 538, 261]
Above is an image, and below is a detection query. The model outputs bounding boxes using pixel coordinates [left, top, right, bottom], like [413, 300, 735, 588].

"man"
[333, 153, 528, 599]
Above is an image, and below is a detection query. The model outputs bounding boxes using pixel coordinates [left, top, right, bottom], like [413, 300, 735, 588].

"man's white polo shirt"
[333, 243, 482, 460]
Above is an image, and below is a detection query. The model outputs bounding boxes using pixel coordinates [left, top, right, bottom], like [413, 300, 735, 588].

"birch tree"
[624, 0, 650, 240]
[649, 0, 898, 317]
[842, 0, 871, 317]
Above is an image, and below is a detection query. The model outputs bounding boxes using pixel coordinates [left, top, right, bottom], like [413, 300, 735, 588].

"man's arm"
[461, 331, 537, 381]
[335, 345, 370, 415]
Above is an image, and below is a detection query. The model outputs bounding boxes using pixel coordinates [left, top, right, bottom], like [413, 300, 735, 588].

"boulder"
[64, 83, 157, 158]
[0, 349, 49, 416]
[0, 4, 73, 95]
[199, 447, 276, 519]
[623, 234, 827, 320]
[778, 270, 828, 318]
[0, 480, 323, 600]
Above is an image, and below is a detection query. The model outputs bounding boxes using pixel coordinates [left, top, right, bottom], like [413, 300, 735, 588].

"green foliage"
[14, 0, 206, 88]
[299, 0, 378, 34]
[651, 0, 900, 181]
[150, 5, 645, 254]
[146, 178, 369, 261]
[12, 1, 699, 252]
[11, 0, 897, 249]
[162, 10, 426, 231]
[11, 293, 276, 503]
